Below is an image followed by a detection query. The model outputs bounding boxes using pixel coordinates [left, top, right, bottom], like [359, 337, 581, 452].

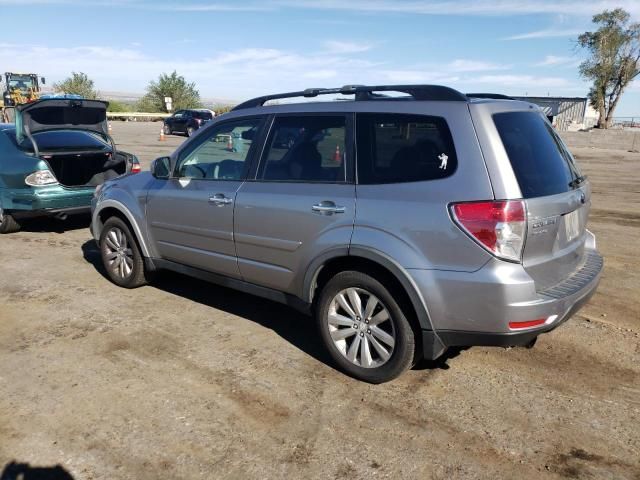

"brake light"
[509, 319, 545, 329]
[195, 118, 202, 125]
[451, 200, 526, 262]
[131, 163, 142, 174]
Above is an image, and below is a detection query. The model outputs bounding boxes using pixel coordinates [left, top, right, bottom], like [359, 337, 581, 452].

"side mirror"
[151, 156, 171, 179]
[41, 77, 46, 85]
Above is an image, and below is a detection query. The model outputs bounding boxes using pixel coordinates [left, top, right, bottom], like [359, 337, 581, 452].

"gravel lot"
[1, 122, 638, 480]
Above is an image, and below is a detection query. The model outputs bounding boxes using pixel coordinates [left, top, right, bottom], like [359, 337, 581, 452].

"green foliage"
[578, 8, 640, 128]
[139, 71, 201, 113]
[212, 104, 234, 115]
[53, 72, 98, 99]
[106, 100, 134, 112]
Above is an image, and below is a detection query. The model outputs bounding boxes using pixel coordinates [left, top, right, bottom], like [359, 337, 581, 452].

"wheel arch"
[304, 246, 435, 333]
[94, 200, 151, 257]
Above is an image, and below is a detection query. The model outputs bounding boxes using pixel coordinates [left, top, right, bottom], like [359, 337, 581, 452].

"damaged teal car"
[0, 97, 140, 233]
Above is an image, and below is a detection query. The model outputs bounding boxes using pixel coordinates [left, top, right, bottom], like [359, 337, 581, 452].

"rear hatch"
[492, 110, 590, 291]
[16, 97, 109, 145]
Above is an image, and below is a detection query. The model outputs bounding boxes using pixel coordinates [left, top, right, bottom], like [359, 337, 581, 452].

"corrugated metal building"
[513, 96, 597, 131]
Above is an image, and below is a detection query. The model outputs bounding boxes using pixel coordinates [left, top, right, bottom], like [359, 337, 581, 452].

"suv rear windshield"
[493, 111, 583, 198]
[356, 113, 457, 184]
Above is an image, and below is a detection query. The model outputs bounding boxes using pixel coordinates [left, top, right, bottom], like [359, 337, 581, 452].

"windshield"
[8, 75, 35, 92]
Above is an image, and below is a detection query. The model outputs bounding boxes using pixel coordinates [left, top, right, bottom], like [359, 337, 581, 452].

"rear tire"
[0, 209, 21, 234]
[186, 126, 194, 137]
[99, 216, 148, 288]
[316, 270, 415, 383]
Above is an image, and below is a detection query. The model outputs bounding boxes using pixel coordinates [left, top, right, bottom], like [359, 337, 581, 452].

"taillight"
[131, 163, 142, 174]
[450, 200, 526, 262]
[195, 118, 202, 125]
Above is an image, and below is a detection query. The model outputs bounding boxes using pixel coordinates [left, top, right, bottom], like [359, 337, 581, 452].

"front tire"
[316, 271, 415, 383]
[99, 217, 148, 288]
[163, 124, 171, 135]
[0, 209, 21, 234]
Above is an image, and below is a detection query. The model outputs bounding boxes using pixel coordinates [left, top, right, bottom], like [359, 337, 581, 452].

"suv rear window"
[493, 111, 582, 198]
[356, 113, 457, 184]
[192, 111, 213, 120]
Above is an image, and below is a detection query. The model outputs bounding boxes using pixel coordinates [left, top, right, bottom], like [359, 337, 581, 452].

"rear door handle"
[312, 201, 345, 215]
[209, 193, 233, 206]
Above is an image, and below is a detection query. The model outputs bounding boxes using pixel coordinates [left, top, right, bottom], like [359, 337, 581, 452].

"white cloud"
[323, 40, 373, 54]
[535, 55, 581, 67]
[272, 0, 640, 18]
[446, 59, 509, 72]
[1, 0, 638, 16]
[0, 41, 585, 101]
[504, 28, 583, 40]
[470, 74, 570, 88]
[303, 70, 338, 79]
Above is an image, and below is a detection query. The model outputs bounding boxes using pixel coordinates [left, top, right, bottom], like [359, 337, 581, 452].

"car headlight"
[25, 170, 58, 186]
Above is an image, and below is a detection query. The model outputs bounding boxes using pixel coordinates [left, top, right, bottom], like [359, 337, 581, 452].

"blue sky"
[0, 0, 638, 115]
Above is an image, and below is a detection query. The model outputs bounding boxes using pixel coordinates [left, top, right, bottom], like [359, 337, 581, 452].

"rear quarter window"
[356, 113, 457, 184]
[493, 111, 581, 198]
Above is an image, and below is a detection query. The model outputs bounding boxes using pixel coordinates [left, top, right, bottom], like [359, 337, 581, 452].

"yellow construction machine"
[1, 72, 46, 122]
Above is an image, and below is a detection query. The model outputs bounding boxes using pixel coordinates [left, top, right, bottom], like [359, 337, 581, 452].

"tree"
[578, 8, 640, 129]
[139, 71, 201, 113]
[106, 100, 133, 113]
[53, 72, 98, 99]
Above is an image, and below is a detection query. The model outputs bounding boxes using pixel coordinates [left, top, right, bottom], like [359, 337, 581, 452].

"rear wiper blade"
[569, 175, 586, 188]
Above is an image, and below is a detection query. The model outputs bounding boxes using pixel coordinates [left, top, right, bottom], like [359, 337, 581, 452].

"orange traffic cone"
[159, 126, 166, 141]
[333, 145, 342, 164]
[226, 135, 234, 151]
[108, 122, 113, 134]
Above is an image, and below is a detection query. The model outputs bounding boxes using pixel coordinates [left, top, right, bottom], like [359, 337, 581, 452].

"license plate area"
[564, 209, 580, 242]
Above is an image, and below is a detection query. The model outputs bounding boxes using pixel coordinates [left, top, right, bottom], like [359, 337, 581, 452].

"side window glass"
[356, 113, 457, 184]
[175, 119, 262, 181]
[260, 116, 347, 183]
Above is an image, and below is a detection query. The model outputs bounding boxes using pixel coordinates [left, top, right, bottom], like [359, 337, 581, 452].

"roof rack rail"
[232, 84, 468, 111]
[466, 93, 514, 100]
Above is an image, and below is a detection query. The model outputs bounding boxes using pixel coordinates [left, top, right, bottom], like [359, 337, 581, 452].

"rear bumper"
[435, 260, 600, 347]
[410, 243, 603, 354]
[2, 185, 94, 213]
[12, 205, 91, 220]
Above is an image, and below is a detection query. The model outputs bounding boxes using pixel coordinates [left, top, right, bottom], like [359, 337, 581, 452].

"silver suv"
[91, 85, 603, 383]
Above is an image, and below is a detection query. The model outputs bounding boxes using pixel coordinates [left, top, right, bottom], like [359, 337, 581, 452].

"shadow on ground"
[81, 240, 464, 377]
[18, 214, 91, 234]
[0, 461, 74, 480]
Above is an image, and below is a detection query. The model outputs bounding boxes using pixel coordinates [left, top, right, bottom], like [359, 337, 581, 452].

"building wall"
[513, 97, 591, 131]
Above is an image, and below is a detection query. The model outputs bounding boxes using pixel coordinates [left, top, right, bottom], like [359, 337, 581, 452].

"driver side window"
[175, 119, 262, 181]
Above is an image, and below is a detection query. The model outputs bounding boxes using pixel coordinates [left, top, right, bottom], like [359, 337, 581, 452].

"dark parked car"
[0, 97, 140, 234]
[163, 109, 215, 137]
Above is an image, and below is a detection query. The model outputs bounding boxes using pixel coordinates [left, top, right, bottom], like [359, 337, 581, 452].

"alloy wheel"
[103, 227, 134, 279]
[327, 288, 396, 368]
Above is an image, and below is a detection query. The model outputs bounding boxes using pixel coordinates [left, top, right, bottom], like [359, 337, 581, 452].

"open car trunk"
[43, 151, 127, 187]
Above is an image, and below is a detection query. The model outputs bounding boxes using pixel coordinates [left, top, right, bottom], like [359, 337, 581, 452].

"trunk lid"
[492, 109, 589, 290]
[16, 97, 109, 144]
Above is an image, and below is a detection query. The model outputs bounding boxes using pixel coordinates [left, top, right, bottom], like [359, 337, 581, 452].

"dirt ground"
[0, 122, 638, 480]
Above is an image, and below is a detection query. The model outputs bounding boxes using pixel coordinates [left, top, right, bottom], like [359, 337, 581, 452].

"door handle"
[312, 201, 345, 215]
[209, 193, 233, 206]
